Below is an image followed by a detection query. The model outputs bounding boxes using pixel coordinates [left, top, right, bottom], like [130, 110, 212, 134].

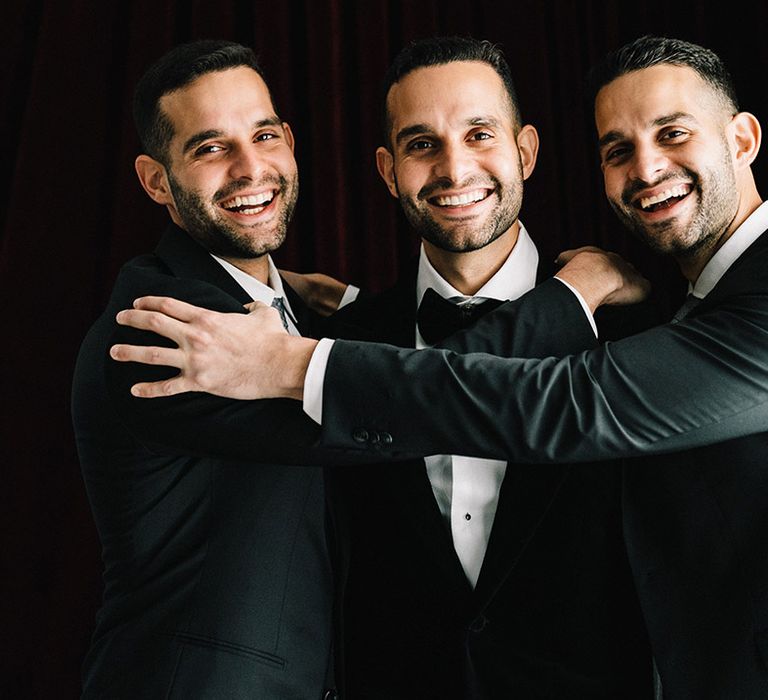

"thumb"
[244, 300, 269, 313]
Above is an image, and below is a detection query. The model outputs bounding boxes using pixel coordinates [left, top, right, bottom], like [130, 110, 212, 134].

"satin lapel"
[154, 224, 253, 306]
[376, 268, 472, 594]
[472, 463, 570, 607]
[385, 461, 474, 594]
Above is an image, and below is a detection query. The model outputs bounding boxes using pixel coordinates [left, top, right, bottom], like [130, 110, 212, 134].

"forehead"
[387, 60, 512, 130]
[160, 66, 276, 140]
[595, 64, 723, 138]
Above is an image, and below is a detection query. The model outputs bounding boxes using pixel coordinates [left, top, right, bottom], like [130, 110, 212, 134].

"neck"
[678, 187, 763, 283]
[423, 223, 520, 295]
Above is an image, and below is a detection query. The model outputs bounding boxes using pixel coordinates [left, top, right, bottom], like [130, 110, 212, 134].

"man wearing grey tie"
[112, 36, 768, 698]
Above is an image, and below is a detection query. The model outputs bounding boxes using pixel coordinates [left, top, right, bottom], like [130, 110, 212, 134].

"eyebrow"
[182, 117, 283, 155]
[394, 115, 502, 147]
[598, 111, 698, 149]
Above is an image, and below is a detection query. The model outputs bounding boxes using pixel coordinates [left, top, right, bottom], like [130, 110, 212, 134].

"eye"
[603, 145, 631, 163]
[660, 128, 688, 142]
[195, 144, 225, 156]
[255, 132, 278, 142]
[469, 131, 492, 141]
[407, 139, 434, 151]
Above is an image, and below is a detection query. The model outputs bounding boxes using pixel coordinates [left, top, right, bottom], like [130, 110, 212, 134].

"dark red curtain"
[3, 2, 766, 696]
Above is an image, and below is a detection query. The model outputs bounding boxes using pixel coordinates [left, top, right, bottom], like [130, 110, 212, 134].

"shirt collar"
[691, 200, 768, 298]
[210, 253, 297, 320]
[416, 221, 539, 307]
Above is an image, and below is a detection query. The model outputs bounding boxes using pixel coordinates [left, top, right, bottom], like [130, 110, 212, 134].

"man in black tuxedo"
[326, 37, 652, 699]
[112, 36, 768, 698]
[72, 40, 347, 699]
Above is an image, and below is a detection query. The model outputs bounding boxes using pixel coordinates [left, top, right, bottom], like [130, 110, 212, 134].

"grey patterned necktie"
[671, 293, 702, 324]
[270, 296, 290, 331]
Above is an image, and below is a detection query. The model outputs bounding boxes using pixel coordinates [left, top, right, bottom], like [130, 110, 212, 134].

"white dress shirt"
[688, 200, 768, 298]
[414, 224, 539, 587]
[301, 225, 597, 586]
[210, 254, 301, 336]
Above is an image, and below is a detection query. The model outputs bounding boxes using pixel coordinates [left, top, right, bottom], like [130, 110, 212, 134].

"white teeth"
[433, 189, 488, 207]
[221, 192, 274, 210]
[639, 184, 691, 210]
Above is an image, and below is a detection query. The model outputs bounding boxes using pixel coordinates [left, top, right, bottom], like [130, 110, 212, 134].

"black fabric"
[417, 289, 505, 344]
[329, 273, 653, 699]
[72, 225, 337, 699]
[322, 231, 768, 699]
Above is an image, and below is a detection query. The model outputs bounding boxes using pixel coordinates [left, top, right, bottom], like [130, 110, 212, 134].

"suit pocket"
[169, 630, 287, 668]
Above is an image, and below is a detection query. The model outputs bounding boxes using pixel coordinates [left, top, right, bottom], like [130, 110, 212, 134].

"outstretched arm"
[320, 288, 768, 462]
[111, 247, 649, 397]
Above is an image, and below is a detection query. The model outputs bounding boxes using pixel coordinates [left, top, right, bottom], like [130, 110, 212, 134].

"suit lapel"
[688, 227, 768, 316]
[361, 268, 473, 595]
[473, 463, 569, 607]
[154, 224, 253, 305]
[154, 224, 317, 336]
[369, 263, 572, 603]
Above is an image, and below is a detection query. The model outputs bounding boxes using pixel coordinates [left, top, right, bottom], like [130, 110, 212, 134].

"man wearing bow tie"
[325, 36, 653, 699]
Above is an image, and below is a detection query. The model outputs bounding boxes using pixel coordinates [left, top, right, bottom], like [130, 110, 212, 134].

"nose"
[628, 141, 669, 184]
[228, 143, 268, 181]
[433, 140, 474, 185]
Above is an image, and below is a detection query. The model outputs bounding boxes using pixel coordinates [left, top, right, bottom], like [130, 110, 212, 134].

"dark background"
[3, 1, 767, 696]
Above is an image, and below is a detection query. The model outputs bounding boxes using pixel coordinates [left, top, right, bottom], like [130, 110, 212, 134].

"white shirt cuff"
[338, 284, 359, 309]
[303, 337, 335, 424]
[553, 277, 598, 337]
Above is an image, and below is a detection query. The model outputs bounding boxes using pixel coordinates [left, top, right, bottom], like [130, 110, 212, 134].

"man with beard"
[323, 37, 653, 699]
[71, 40, 346, 699]
[113, 36, 768, 698]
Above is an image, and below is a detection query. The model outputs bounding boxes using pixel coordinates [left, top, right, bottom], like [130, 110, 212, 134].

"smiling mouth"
[219, 191, 276, 215]
[635, 184, 692, 213]
[428, 188, 492, 208]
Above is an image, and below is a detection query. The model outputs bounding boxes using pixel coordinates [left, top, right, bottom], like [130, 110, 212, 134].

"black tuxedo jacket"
[328, 269, 652, 699]
[72, 225, 339, 699]
[321, 230, 768, 699]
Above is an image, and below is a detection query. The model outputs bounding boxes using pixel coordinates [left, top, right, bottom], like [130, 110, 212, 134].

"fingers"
[244, 300, 269, 312]
[131, 295, 207, 321]
[555, 246, 602, 264]
[116, 308, 188, 341]
[129, 376, 190, 398]
[110, 343, 183, 368]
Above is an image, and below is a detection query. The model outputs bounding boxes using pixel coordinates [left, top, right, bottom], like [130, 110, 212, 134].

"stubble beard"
[167, 170, 299, 259]
[611, 144, 738, 261]
[396, 174, 523, 253]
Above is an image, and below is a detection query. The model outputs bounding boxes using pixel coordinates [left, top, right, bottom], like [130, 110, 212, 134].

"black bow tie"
[417, 288, 504, 345]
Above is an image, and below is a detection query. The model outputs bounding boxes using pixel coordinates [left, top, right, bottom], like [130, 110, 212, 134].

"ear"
[729, 111, 761, 169]
[516, 124, 540, 180]
[376, 146, 398, 198]
[282, 121, 295, 152]
[135, 155, 174, 206]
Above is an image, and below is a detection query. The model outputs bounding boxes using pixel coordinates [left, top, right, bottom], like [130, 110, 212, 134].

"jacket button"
[369, 431, 381, 444]
[352, 428, 369, 443]
[322, 690, 340, 700]
[469, 615, 488, 633]
[381, 432, 393, 445]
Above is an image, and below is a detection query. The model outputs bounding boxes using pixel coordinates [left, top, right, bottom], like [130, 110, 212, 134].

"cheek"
[393, 161, 425, 195]
[602, 170, 623, 200]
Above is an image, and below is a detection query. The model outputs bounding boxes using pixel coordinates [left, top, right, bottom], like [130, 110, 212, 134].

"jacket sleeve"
[435, 278, 598, 359]
[318, 284, 768, 463]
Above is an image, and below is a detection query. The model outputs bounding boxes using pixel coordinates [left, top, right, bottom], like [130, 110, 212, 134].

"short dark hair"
[588, 35, 739, 114]
[381, 36, 522, 146]
[133, 40, 270, 166]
